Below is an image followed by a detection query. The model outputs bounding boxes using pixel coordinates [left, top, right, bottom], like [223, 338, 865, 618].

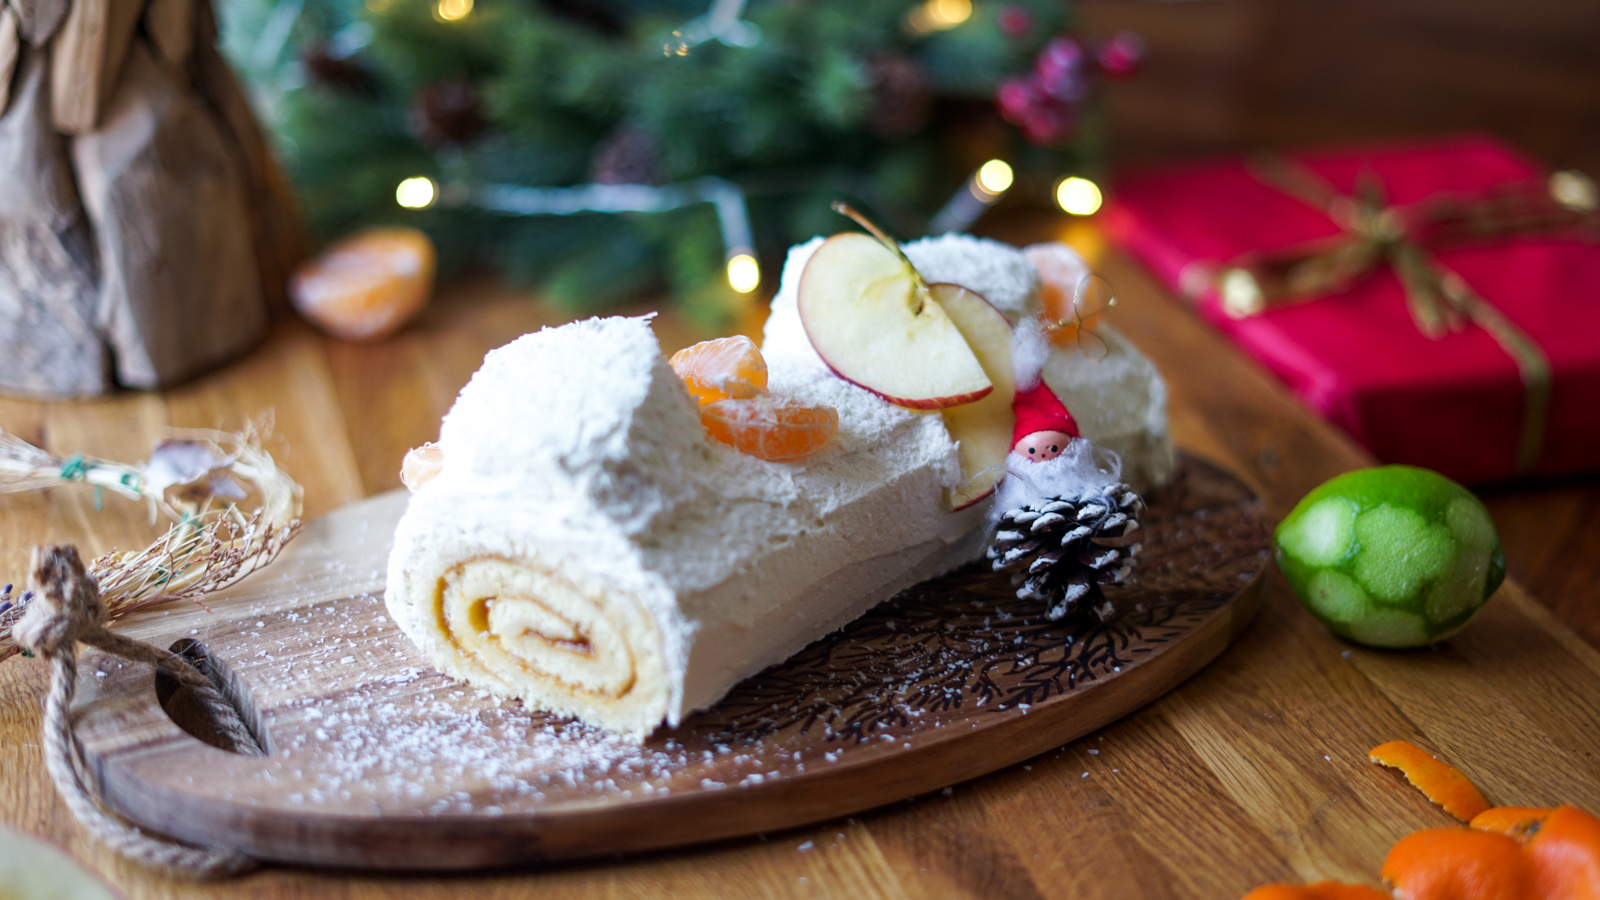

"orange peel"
[1381, 827, 1532, 900]
[1526, 805, 1600, 900]
[1241, 883, 1391, 900]
[1469, 806, 1554, 841]
[1369, 740, 1491, 822]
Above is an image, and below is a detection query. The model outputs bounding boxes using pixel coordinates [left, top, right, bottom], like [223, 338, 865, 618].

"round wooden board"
[71, 453, 1269, 871]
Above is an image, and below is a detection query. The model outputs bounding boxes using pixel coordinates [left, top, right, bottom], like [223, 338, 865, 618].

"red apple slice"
[798, 232, 992, 410]
[933, 283, 1016, 510]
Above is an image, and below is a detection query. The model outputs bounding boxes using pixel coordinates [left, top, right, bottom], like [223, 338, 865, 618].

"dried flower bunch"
[0, 424, 303, 662]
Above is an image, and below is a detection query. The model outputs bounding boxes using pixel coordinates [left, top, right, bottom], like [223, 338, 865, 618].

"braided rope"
[16, 545, 261, 879]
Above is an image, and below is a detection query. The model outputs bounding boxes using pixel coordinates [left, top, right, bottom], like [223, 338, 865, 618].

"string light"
[433, 0, 472, 22]
[1055, 177, 1103, 216]
[927, 160, 1012, 234]
[906, 0, 972, 35]
[449, 178, 759, 291]
[726, 253, 761, 293]
[975, 160, 1014, 196]
[396, 176, 438, 209]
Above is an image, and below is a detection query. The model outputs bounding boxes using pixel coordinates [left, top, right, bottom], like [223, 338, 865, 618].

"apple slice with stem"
[798, 204, 992, 410]
[933, 283, 1017, 510]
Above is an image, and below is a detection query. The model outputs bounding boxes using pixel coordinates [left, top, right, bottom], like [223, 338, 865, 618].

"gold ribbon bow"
[1216, 155, 1599, 476]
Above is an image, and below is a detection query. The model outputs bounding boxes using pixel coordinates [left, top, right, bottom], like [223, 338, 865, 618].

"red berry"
[997, 77, 1044, 125]
[998, 5, 1033, 39]
[1020, 98, 1075, 145]
[1097, 31, 1145, 77]
[1034, 36, 1089, 102]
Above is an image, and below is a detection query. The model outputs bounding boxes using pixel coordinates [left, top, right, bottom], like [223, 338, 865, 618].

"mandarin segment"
[290, 226, 436, 341]
[671, 335, 769, 405]
[401, 444, 445, 492]
[1369, 740, 1492, 821]
[701, 395, 838, 462]
[1025, 243, 1106, 347]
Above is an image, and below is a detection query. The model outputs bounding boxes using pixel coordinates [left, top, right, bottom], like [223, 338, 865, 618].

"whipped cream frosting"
[386, 234, 1171, 736]
[388, 314, 980, 735]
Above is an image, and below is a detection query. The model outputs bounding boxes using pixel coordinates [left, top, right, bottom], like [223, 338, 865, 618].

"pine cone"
[987, 482, 1143, 621]
[409, 80, 487, 147]
[301, 46, 378, 95]
[866, 54, 933, 139]
[590, 128, 664, 186]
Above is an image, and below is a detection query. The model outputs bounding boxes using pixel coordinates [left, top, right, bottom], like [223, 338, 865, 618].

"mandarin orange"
[290, 227, 435, 341]
[670, 336, 768, 404]
[700, 395, 837, 462]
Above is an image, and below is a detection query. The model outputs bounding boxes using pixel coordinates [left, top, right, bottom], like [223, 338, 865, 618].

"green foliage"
[223, 0, 1092, 320]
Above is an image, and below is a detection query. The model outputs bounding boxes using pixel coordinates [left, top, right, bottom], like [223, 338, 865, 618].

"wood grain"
[0, 239, 1597, 895]
[0, 6, 18, 114]
[49, 0, 142, 134]
[1080, 0, 1600, 175]
[69, 456, 1267, 869]
[71, 41, 269, 391]
[6, 0, 70, 44]
[0, 45, 108, 397]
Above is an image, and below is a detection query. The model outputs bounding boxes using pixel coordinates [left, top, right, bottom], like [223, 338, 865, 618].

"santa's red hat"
[1011, 382, 1080, 449]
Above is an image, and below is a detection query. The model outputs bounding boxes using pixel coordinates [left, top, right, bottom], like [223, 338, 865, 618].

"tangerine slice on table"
[670, 336, 768, 404]
[701, 395, 838, 462]
[289, 226, 436, 341]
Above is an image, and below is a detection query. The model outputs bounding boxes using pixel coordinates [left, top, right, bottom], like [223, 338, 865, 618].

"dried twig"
[0, 421, 303, 662]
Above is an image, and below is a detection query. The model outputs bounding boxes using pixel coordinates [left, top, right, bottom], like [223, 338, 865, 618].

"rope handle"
[15, 545, 261, 879]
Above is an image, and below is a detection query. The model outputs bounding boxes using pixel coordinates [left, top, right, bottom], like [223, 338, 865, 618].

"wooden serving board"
[71, 453, 1269, 871]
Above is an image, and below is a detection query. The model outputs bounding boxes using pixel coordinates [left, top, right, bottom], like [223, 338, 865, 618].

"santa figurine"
[985, 336, 1144, 621]
[1010, 382, 1080, 463]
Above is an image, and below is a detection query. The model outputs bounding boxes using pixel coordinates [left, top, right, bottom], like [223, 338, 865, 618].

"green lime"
[1274, 465, 1505, 648]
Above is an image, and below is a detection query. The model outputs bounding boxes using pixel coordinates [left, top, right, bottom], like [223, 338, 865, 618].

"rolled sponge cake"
[385, 315, 985, 739]
[384, 236, 1173, 739]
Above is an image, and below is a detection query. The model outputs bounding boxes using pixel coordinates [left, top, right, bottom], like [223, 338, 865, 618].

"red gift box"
[1104, 134, 1600, 484]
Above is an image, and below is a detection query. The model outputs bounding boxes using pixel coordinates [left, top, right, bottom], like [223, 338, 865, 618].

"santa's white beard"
[986, 439, 1123, 534]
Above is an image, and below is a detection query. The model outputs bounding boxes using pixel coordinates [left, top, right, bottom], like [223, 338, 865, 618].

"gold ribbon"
[1216, 155, 1599, 476]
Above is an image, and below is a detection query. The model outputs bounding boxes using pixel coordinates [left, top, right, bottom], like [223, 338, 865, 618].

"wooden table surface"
[4, 229, 1600, 898]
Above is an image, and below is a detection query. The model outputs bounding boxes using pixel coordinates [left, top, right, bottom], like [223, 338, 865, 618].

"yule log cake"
[385, 231, 1172, 739]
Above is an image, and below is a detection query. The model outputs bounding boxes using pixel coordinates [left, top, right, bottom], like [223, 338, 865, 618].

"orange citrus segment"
[670, 336, 768, 405]
[1037, 288, 1108, 347]
[1369, 740, 1491, 821]
[1381, 828, 1532, 900]
[1470, 807, 1554, 841]
[289, 226, 436, 341]
[1526, 806, 1600, 900]
[701, 395, 838, 462]
[1240, 883, 1392, 900]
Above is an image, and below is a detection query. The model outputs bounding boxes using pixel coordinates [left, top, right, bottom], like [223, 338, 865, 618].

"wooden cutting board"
[70, 453, 1269, 870]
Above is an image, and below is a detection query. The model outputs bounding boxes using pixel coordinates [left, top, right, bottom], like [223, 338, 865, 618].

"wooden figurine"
[0, 0, 303, 397]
